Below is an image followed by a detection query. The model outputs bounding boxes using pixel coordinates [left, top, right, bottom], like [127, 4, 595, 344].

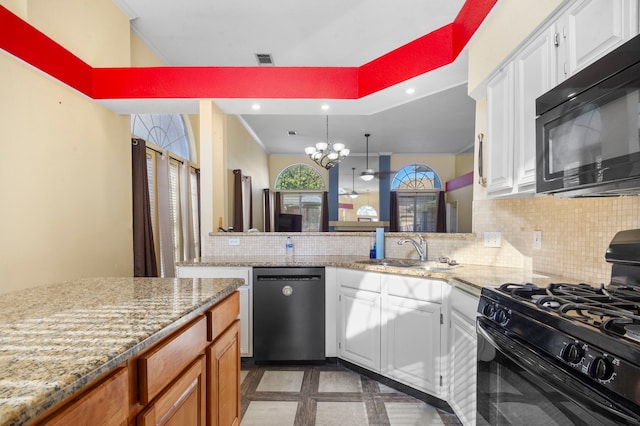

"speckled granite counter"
[177, 255, 592, 295]
[0, 276, 243, 426]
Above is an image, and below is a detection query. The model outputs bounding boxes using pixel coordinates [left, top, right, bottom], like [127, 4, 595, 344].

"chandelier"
[304, 116, 349, 169]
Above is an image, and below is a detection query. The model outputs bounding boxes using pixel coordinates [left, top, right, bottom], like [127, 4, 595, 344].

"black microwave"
[536, 34, 640, 197]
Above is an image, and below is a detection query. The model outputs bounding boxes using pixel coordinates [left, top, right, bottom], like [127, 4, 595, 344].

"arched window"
[275, 164, 325, 190]
[391, 164, 443, 232]
[274, 164, 325, 232]
[131, 114, 192, 161]
[391, 164, 442, 190]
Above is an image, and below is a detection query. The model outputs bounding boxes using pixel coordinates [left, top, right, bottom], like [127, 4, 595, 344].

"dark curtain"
[321, 191, 329, 232]
[274, 192, 282, 232]
[436, 190, 447, 233]
[389, 191, 399, 232]
[131, 138, 158, 277]
[263, 189, 272, 232]
[233, 169, 243, 232]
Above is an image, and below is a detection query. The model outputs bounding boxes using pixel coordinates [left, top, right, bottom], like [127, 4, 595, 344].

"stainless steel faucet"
[398, 234, 426, 261]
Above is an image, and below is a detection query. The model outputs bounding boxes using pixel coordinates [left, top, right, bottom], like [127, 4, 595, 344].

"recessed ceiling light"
[321, 104, 330, 111]
[251, 103, 261, 111]
[405, 88, 416, 95]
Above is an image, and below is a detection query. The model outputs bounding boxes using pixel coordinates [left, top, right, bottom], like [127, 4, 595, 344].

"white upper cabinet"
[556, 0, 638, 80]
[485, 0, 639, 198]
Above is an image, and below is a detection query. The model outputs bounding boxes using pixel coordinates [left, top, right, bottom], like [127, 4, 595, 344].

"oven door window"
[477, 319, 640, 426]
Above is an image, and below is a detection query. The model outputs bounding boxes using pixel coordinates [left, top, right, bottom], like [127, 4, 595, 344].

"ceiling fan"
[360, 133, 396, 181]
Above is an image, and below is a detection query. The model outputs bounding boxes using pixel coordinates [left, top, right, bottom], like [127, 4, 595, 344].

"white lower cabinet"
[386, 295, 441, 394]
[448, 286, 479, 426]
[176, 266, 253, 357]
[337, 268, 382, 372]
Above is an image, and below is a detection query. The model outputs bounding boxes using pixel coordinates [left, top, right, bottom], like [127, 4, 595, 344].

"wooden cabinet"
[485, 0, 639, 198]
[137, 356, 207, 426]
[448, 286, 479, 426]
[176, 266, 252, 357]
[207, 320, 241, 426]
[337, 268, 382, 372]
[39, 367, 129, 426]
[384, 275, 444, 396]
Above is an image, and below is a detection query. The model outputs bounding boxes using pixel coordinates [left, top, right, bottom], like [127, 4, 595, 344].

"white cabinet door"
[558, 0, 637, 80]
[386, 295, 442, 395]
[176, 266, 253, 357]
[486, 62, 515, 197]
[448, 287, 478, 426]
[514, 27, 557, 194]
[339, 286, 382, 372]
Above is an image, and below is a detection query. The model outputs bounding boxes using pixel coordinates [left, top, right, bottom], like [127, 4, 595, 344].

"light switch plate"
[533, 230, 542, 249]
[484, 231, 502, 248]
[228, 238, 240, 246]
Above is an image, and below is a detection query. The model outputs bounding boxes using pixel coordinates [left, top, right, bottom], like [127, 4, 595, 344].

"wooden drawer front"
[137, 356, 206, 426]
[139, 316, 207, 405]
[337, 268, 381, 293]
[385, 276, 443, 303]
[41, 367, 128, 426]
[207, 291, 240, 342]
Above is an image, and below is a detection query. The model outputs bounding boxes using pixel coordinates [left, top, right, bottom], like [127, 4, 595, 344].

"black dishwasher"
[253, 267, 325, 362]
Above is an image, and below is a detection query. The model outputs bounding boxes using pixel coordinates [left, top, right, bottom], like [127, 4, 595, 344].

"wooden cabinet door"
[137, 356, 206, 426]
[338, 287, 382, 372]
[386, 295, 441, 395]
[486, 62, 515, 196]
[207, 320, 241, 426]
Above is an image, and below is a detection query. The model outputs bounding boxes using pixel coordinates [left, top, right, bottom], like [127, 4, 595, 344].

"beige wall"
[225, 116, 270, 231]
[0, 0, 133, 294]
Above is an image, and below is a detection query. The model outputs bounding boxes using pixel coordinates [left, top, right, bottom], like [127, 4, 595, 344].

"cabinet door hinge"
[440, 313, 444, 325]
[338, 342, 341, 349]
[440, 376, 443, 387]
[339, 294, 341, 302]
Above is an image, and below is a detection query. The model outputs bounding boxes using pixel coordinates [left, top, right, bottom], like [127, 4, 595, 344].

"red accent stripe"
[92, 66, 359, 99]
[338, 203, 353, 210]
[0, 6, 93, 95]
[1, 1, 497, 101]
[446, 171, 474, 191]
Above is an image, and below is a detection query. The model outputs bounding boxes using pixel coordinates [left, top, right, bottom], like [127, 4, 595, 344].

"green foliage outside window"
[275, 164, 325, 190]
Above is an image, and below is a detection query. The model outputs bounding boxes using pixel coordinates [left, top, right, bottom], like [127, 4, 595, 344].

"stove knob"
[589, 357, 614, 381]
[561, 343, 584, 364]
[483, 303, 496, 318]
[495, 309, 510, 325]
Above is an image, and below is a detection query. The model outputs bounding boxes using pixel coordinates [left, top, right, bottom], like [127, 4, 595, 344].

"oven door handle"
[477, 318, 640, 424]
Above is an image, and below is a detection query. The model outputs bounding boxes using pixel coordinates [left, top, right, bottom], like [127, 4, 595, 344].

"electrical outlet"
[533, 230, 542, 249]
[228, 238, 240, 246]
[484, 231, 502, 248]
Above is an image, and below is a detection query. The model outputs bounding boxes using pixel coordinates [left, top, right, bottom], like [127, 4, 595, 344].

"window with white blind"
[134, 113, 199, 277]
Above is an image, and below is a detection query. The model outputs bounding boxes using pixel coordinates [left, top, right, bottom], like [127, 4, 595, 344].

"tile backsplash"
[473, 195, 640, 285]
[202, 194, 639, 285]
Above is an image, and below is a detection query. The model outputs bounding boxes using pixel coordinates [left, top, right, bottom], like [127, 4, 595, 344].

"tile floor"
[240, 363, 462, 426]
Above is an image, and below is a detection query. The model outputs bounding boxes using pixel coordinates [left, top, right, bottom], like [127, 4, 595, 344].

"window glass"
[275, 164, 325, 190]
[391, 164, 442, 190]
[275, 164, 325, 232]
[132, 114, 191, 161]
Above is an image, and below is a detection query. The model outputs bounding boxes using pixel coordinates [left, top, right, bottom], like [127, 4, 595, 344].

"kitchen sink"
[356, 259, 459, 271]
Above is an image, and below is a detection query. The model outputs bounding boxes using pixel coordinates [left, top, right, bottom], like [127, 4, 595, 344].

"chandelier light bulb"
[305, 146, 316, 155]
[333, 142, 345, 152]
[316, 142, 328, 151]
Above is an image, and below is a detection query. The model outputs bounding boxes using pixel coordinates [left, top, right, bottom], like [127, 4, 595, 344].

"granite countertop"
[178, 255, 588, 295]
[0, 276, 243, 426]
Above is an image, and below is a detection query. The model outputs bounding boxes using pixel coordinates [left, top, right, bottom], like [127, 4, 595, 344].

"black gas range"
[477, 229, 640, 425]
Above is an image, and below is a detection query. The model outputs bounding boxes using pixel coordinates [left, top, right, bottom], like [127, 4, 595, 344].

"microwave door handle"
[476, 319, 640, 424]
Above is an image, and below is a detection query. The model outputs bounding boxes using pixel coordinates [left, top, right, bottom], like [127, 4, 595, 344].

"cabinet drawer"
[207, 291, 240, 342]
[451, 286, 479, 321]
[138, 316, 207, 404]
[385, 275, 443, 303]
[41, 367, 128, 426]
[338, 268, 381, 293]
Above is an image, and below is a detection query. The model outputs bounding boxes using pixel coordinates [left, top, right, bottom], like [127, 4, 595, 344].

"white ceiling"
[111, 0, 478, 178]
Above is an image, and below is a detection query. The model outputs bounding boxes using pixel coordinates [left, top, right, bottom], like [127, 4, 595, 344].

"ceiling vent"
[255, 53, 274, 66]
[287, 130, 297, 136]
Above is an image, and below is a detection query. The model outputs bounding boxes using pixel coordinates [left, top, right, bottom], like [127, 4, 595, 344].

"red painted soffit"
[0, 0, 496, 100]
